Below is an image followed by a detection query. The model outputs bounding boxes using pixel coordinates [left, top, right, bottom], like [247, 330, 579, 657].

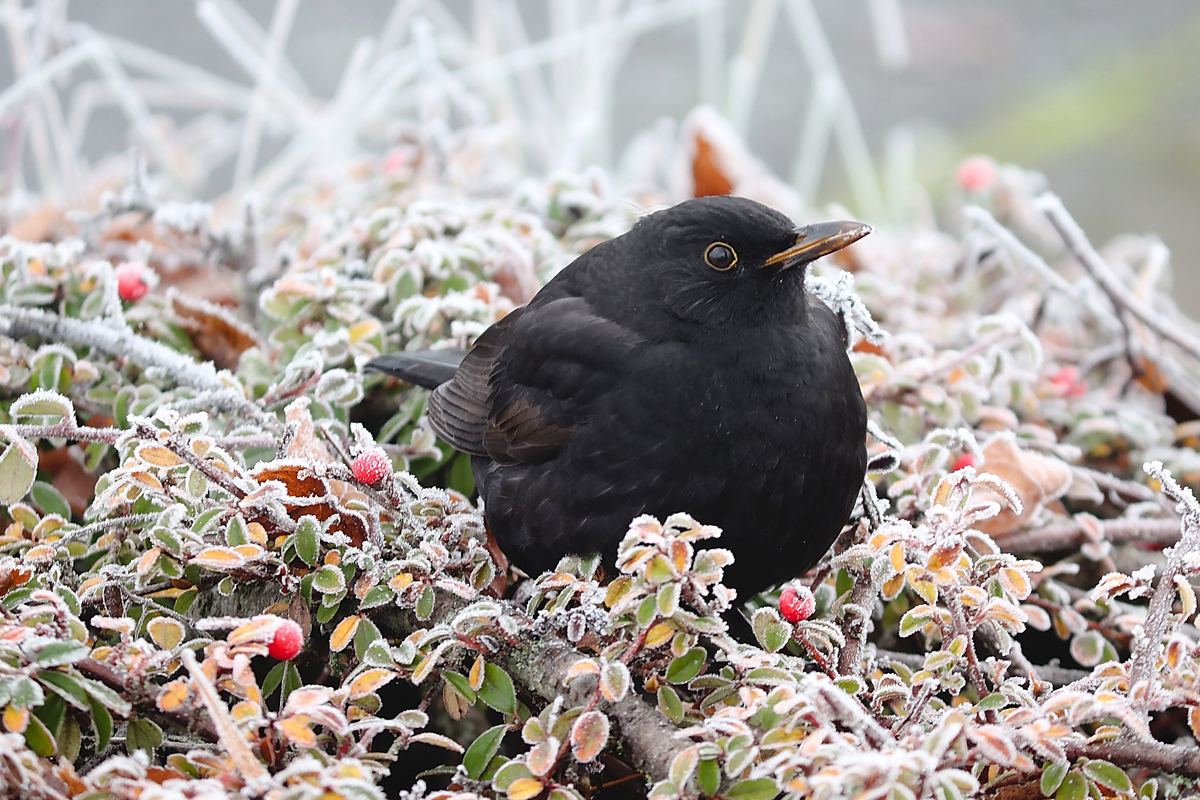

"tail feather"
[366, 349, 465, 390]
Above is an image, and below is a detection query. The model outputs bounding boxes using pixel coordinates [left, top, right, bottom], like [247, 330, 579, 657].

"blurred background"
[3, 0, 1199, 312]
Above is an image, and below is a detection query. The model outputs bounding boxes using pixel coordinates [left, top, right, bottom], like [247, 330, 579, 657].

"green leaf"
[448, 451, 475, 496]
[55, 586, 80, 616]
[294, 516, 320, 566]
[282, 662, 302, 706]
[898, 606, 934, 637]
[88, 694, 112, 750]
[416, 585, 436, 620]
[23, 713, 56, 757]
[0, 436, 37, 505]
[80, 676, 132, 716]
[11, 390, 75, 424]
[316, 600, 341, 624]
[57, 716, 81, 762]
[354, 617, 382, 662]
[492, 760, 534, 792]
[657, 685, 684, 724]
[977, 692, 1007, 712]
[636, 595, 657, 628]
[463, 725, 507, 780]
[225, 514, 248, 547]
[725, 778, 779, 800]
[478, 662, 517, 715]
[9, 676, 45, 709]
[192, 507, 224, 534]
[751, 608, 791, 653]
[443, 672, 477, 705]
[1082, 760, 1132, 794]
[834, 675, 864, 695]
[34, 692, 66, 735]
[32, 640, 90, 668]
[697, 759, 720, 796]
[312, 565, 346, 594]
[1041, 762, 1069, 797]
[665, 647, 706, 684]
[262, 660, 286, 700]
[1056, 772, 1086, 800]
[126, 718, 163, 755]
[30, 481, 71, 520]
[175, 588, 199, 615]
[359, 584, 393, 610]
[37, 671, 90, 711]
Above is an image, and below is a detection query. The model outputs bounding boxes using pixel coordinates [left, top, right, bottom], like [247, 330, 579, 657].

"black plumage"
[368, 195, 870, 597]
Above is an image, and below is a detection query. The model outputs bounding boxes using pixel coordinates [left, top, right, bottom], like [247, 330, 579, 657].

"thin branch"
[1038, 193, 1200, 362]
[0, 304, 278, 430]
[1001, 516, 1181, 554]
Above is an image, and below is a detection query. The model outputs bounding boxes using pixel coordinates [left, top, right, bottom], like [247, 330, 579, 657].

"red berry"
[115, 261, 150, 302]
[384, 148, 408, 176]
[957, 156, 996, 192]
[268, 619, 304, 660]
[351, 447, 391, 484]
[951, 453, 976, 472]
[779, 585, 815, 623]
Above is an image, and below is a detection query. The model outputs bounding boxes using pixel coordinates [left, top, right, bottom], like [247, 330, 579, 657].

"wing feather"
[427, 296, 642, 464]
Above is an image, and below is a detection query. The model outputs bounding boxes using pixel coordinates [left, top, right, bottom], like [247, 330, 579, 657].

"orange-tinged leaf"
[927, 545, 960, 572]
[23, 544, 57, 563]
[691, 131, 734, 197]
[190, 547, 244, 568]
[508, 778, 545, 800]
[137, 445, 185, 468]
[570, 710, 609, 763]
[129, 471, 164, 491]
[909, 577, 938, 604]
[670, 539, 691, 573]
[1000, 567, 1031, 600]
[330, 616, 361, 652]
[278, 715, 317, 747]
[932, 567, 958, 586]
[469, 654, 485, 691]
[228, 617, 278, 646]
[233, 544, 264, 560]
[246, 522, 268, 546]
[3, 705, 29, 732]
[389, 572, 414, 592]
[881, 573, 905, 601]
[932, 476, 954, 507]
[889, 542, 905, 572]
[147, 617, 184, 650]
[566, 660, 599, 680]
[231, 700, 261, 721]
[645, 622, 674, 648]
[137, 547, 163, 575]
[146, 587, 187, 599]
[349, 668, 398, 698]
[157, 680, 189, 712]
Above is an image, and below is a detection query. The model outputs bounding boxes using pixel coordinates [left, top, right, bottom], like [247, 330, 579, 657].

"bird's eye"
[705, 242, 737, 271]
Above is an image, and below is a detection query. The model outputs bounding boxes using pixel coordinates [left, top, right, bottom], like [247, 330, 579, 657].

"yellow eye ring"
[705, 242, 738, 271]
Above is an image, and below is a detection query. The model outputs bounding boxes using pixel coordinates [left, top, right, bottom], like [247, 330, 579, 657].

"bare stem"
[1038, 193, 1200, 363]
[1001, 516, 1181, 554]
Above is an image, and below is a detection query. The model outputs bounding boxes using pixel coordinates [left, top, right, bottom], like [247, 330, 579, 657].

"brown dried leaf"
[171, 291, 260, 371]
[973, 435, 1072, 536]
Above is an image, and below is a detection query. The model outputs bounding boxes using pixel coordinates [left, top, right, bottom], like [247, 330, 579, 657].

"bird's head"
[618, 196, 870, 331]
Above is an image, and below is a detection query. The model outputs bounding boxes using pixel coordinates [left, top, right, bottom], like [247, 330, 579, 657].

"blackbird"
[368, 195, 869, 597]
